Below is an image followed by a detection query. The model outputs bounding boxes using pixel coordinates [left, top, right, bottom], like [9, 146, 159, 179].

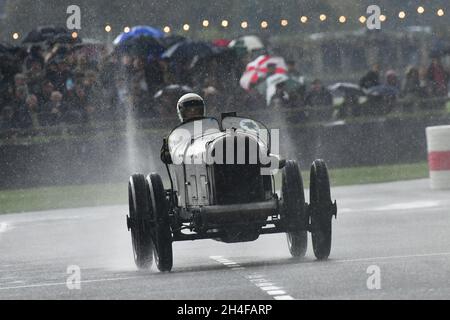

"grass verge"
[0, 162, 429, 215]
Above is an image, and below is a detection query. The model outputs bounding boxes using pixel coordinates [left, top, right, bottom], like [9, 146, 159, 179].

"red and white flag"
[239, 55, 288, 90]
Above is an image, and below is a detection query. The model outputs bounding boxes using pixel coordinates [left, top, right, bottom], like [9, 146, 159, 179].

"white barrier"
[426, 125, 450, 190]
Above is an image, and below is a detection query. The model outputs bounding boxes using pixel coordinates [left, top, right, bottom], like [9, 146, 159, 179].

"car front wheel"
[282, 160, 308, 258]
[310, 159, 336, 260]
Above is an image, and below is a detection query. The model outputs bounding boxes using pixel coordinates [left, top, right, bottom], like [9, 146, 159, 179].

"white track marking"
[0, 276, 140, 291]
[274, 295, 295, 300]
[209, 252, 450, 300]
[255, 282, 274, 287]
[0, 223, 8, 233]
[245, 274, 264, 279]
[260, 286, 281, 291]
[209, 256, 295, 300]
[267, 290, 286, 295]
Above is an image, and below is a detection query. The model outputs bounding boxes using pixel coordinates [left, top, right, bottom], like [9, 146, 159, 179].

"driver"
[161, 93, 206, 164]
[176, 93, 206, 123]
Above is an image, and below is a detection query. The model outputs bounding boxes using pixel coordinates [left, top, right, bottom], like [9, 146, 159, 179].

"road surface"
[0, 179, 449, 299]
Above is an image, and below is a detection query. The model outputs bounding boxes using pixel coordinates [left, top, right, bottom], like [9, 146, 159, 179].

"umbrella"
[22, 30, 46, 43]
[239, 55, 288, 90]
[159, 35, 186, 48]
[22, 26, 68, 44]
[212, 39, 231, 48]
[228, 35, 264, 52]
[161, 41, 219, 67]
[366, 84, 399, 97]
[0, 43, 13, 54]
[115, 35, 165, 59]
[113, 25, 164, 45]
[47, 33, 81, 45]
[153, 84, 193, 116]
[328, 82, 365, 96]
[154, 84, 193, 100]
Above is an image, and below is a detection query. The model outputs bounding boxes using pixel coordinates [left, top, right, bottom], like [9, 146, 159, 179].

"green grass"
[326, 162, 428, 186]
[272, 161, 428, 189]
[0, 183, 127, 215]
[0, 162, 429, 215]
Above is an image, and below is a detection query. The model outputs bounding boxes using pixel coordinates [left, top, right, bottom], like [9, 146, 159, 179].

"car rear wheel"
[147, 173, 173, 272]
[310, 159, 335, 260]
[128, 174, 154, 269]
[282, 160, 308, 258]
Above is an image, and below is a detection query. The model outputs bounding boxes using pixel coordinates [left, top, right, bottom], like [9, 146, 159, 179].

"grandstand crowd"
[0, 27, 449, 131]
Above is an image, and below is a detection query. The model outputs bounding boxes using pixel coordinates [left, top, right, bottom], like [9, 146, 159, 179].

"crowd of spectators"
[347, 59, 450, 116]
[359, 59, 450, 99]
[0, 34, 249, 130]
[1, 29, 449, 132]
[0, 41, 111, 130]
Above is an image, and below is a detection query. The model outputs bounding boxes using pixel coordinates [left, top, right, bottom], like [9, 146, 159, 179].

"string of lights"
[9, 6, 446, 40]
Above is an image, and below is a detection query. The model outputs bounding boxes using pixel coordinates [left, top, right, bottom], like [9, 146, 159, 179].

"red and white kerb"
[426, 125, 450, 190]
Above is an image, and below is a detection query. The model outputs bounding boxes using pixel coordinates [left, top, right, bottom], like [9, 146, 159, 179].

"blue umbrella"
[114, 35, 165, 59]
[113, 25, 164, 45]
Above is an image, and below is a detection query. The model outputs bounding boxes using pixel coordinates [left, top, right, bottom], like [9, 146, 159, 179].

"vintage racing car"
[126, 113, 337, 271]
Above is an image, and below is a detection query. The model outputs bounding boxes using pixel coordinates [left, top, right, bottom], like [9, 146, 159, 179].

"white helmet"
[176, 93, 205, 122]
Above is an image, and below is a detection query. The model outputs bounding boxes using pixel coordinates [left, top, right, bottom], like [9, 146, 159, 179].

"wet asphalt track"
[0, 179, 449, 300]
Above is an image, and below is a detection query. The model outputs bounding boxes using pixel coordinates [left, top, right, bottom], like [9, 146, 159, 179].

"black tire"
[147, 173, 173, 272]
[282, 160, 308, 258]
[310, 159, 333, 260]
[128, 174, 154, 269]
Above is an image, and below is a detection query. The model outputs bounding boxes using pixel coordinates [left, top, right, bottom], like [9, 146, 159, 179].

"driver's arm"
[160, 137, 172, 164]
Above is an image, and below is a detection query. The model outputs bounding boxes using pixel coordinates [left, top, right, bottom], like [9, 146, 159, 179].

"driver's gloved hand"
[160, 138, 172, 164]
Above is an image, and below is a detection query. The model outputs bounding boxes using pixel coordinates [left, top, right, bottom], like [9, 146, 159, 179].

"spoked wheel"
[147, 173, 173, 272]
[127, 174, 154, 269]
[282, 160, 308, 258]
[310, 159, 336, 260]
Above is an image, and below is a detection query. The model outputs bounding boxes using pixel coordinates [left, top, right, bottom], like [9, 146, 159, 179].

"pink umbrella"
[240, 55, 287, 90]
